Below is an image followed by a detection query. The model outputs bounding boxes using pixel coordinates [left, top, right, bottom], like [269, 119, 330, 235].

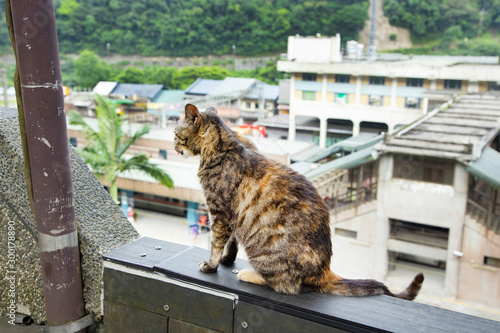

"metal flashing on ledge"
[103, 238, 500, 333]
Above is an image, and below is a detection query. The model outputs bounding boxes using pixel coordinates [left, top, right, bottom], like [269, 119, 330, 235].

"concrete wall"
[330, 202, 378, 279]
[287, 35, 342, 63]
[459, 215, 500, 307]
[374, 155, 469, 297]
[0, 107, 139, 325]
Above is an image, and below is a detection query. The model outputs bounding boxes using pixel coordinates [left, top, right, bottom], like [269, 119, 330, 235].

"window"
[444, 79, 462, 90]
[390, 219, 449, 249]
[335, 74, 350, 83]
[405, 97, 420, 108]
[393, 155, 455, 185]
[335, 228, 357, 239]
[335, 93, 348, 104]
[246, 102, 251, 108]
[369, 95, 382, 106]
[302, 91, 316, 101]
[487, 81, 500, 91]
[302, 73, 317, 81]
[369, 76, 385, 85]
[389, 251, 446, 271]
[406, 78, 423, 87]
[484, 256, 500, 268]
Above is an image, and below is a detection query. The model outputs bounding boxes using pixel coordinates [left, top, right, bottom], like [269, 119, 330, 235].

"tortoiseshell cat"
[174, 104, 424, 299]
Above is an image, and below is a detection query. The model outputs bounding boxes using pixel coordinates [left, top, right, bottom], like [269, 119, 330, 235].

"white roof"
[121, 157, 202, 191]
[209, 77, 256, 96]
[93, 81, 118, 95]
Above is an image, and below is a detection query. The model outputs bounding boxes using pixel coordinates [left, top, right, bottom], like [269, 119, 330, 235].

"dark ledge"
[103, 237, 499, 333]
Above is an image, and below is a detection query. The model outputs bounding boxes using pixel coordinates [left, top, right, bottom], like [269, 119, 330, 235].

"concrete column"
[352, 121, 360, 136]
[288, 113, 296, 142]
[319, 117, 328, 148]
[390, 78, 398, 108]
[445, 164, 469, 298]
[422, 97, 429, 115]
[355, 76, 362, 105]
[373, 155, 394, 280]
[467, 81, 479, 93]
[430, 79, 437, 90]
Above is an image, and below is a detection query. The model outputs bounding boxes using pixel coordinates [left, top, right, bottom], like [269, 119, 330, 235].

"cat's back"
[234, 148, 330, 234]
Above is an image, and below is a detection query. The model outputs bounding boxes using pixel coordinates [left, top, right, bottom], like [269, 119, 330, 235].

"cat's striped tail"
[318, 271, 424, 301]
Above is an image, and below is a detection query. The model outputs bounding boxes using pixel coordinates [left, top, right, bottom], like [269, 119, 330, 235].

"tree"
[68, 95, 173, 202]
[116, 67, 146, 83]
[441, 25, 464, 49]
[172, 66, 230, 89]
[74, 50, 111, 88]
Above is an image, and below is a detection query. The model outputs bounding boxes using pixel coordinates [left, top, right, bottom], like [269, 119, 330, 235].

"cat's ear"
[185, 103, 201, 124]
[205, 106, 217, 114]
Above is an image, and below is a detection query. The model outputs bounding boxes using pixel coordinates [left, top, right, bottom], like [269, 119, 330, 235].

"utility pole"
[6, 0, 86, 330]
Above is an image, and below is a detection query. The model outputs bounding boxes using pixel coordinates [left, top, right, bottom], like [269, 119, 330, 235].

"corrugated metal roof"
[208, 77, 256, 96]
[293, 133, 382, 163]
[184, 78, 222, 95]
[93, 81, 118, 95]
[377, 94, 500, 162]
[467, 147, 500, 190]
[110, 83, 164, 100]
[304, 147, 379, 180]
[245, 83, 279, 100]
[152, 90, 185, 103]
[120, 157, 202, 191]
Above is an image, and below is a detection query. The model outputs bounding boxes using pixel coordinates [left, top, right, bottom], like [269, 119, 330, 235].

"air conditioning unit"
[369, 95, 381, 103]
[406, 97, 418, 106]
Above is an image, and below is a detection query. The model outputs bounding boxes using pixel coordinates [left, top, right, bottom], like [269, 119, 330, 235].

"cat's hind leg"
[237, 269, 267, 285]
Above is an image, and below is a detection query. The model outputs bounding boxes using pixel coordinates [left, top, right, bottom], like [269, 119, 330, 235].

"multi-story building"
[325, 94, 500, 311]
[277, 35, 500, 148]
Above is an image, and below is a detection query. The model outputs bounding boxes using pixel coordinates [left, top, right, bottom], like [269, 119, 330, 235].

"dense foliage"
[384, 0, 500, 38]
[67, 50, 283, 88]
[382, 0, 500, 56]
[49, 0, 368, 57]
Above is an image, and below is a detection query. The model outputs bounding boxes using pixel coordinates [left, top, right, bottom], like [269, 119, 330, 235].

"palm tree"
[68, 94, 173, 202]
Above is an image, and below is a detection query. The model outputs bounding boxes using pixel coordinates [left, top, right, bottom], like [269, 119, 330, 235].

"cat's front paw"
[199, 260, 218, 273]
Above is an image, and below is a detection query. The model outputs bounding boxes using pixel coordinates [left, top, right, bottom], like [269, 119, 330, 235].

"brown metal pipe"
[7, 0, 85, 328]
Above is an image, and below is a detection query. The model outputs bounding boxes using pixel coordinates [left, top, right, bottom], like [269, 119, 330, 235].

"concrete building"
[327, 94, 500, 309]
[277, 35, 500, 148]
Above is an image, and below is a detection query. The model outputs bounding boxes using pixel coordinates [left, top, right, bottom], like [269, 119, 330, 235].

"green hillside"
[54, 0, 368, 57]
[383, 0, 500, 56]
[1, 1, 498, 58]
